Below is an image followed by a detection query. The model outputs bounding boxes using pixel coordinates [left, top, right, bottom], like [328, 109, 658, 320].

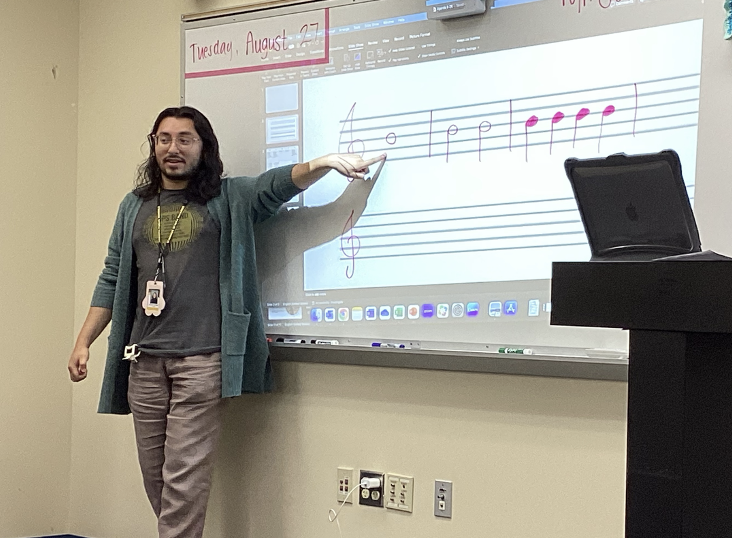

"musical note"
[598, 105, 616, 153]
[524, 115, 539, 162]
[573, 107, 590, 148]
[386, 132, 397, 145]
[563, 0, 613, 13]
[550, 111, 565, 155]
[340, 210, 360, 279]
[446, 124, 459, 163]
[478, 121, 492, 162]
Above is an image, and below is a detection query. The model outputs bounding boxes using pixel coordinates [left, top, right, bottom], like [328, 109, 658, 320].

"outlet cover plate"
[359, 470, 385, 507]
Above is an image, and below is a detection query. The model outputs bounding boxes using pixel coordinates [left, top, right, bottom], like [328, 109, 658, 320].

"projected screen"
[184, 0, 702, 352]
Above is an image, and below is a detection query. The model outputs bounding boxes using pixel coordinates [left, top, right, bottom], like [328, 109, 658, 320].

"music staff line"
[342, 87, 698, 138]
[339, 239, 589, 262]
[347, 107, 698, 155]
[338, 73, 699, 126]
[354, 207, 579, 231]
[340, 102, 698, 161]
[337, 195, 578, 278]
[354, 186, 695, 230]
[343, 229, 586, 252]
[337, 189, 696, 263]
[340, 202, 584, 260]
[369, 121, 698, 162]
[359, 196, 578, 218]
[336, 73, 700, 163]
[354, 217, 582, 240]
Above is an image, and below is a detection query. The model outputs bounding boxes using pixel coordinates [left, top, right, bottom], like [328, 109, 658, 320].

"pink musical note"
[385, 132, 397, 145]
[340, 210, 360, 279]
[573, 108, 590, 148]
[550, 112, 565, 155]
[478, 121, 491, 162]
[598, 105, 615, 153]
[339, 102, 365, 156]
[446, 124, 459, 163]
[524, 115, 538, 162]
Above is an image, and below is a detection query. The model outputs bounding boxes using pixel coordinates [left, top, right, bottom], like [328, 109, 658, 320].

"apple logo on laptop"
[625, 203, 639, 222]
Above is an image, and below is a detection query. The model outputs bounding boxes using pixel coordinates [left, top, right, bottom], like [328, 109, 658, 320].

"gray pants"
[128, 352, 223, 538]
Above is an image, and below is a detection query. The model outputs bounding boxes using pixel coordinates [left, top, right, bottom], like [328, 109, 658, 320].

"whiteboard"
[182, 0, 709, 376]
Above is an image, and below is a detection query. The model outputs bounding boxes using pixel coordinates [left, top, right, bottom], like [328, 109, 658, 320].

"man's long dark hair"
[134, 106, 224, 203]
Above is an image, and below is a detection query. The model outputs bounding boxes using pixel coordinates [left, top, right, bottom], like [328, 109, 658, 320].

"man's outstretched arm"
[291, 153, 386, 190]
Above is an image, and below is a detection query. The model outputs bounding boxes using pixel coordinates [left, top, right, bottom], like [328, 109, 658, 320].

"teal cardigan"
[91, 165, 301, 414]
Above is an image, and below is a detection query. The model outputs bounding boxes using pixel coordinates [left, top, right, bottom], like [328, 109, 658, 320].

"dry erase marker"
[372, 342, 409, 349]
[314, 339, 339, 345]
[277, 338, 306, 344]
[498, 347, 533, 355]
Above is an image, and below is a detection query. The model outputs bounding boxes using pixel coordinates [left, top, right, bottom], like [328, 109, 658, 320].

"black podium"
[552, 260, 732, 538]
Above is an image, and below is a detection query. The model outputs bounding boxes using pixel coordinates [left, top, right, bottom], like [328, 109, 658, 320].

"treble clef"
[340, 210, 361, 279]
[338, 103, 365, 182]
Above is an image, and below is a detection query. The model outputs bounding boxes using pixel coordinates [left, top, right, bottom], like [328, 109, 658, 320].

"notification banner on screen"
[185, 8, 330, 79]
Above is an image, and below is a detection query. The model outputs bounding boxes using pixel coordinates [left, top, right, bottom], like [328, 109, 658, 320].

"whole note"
[598, 105, 615, 153]
[340, 210, 360, 279]
[524, 115, 538, 163]
[478, 121, 491, 162]
[573, 107, 590, 148]
[550, 112, 565, 155]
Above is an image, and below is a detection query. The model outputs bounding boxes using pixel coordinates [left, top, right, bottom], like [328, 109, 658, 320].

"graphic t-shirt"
[129, 189, 221, 357]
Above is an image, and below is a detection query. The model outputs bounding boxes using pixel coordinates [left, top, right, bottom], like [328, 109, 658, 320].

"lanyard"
[154, 190, 188, 283]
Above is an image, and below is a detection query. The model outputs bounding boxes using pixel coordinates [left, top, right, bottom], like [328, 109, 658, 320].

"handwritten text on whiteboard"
[185, 9, 330, 79]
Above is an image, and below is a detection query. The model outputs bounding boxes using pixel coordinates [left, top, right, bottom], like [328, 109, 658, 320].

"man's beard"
[160, 159, 200, 183]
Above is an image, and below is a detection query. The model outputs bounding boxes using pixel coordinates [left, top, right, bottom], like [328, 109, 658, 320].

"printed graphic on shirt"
[143, 204, 204, 252]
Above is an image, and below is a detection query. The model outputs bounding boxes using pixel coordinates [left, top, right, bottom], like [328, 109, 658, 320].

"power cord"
[328, 477, 382, 538]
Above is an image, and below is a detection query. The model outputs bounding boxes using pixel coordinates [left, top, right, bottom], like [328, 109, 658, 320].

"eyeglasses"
[151, 134, 200, 148]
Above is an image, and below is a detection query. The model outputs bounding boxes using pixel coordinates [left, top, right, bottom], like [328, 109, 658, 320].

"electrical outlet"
[434, 480, 453, 518]
[385, 473, 414, 513]
[337, 467, 355, 503]
[359, 470, 384, 507]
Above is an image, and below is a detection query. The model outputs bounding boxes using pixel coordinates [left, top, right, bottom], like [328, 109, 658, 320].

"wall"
[0, 1, 79, 537]
[70, 1, 630, 537]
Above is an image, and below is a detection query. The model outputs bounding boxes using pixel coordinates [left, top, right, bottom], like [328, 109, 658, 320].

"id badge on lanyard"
[143, 193, 187, 317]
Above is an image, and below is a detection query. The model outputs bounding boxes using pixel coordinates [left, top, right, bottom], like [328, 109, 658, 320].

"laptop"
[564, 150, 701, 261]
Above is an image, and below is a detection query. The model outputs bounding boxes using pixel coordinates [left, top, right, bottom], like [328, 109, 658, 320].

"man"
[67, 106, 384, 538]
